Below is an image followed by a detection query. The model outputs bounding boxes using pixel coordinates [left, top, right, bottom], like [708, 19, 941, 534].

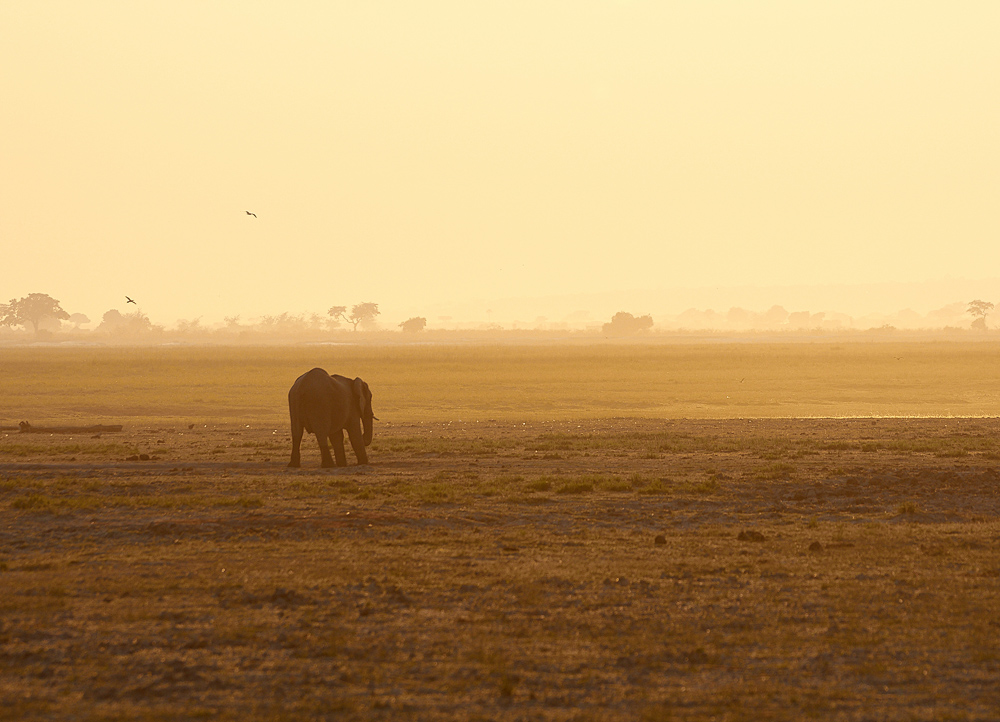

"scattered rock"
[654, 534, 667, 546]
[139, 453, 150, 461]
[126, 455, 139, 462]
[188, 424, 195, 429]
[737, 530, 767, 542]
[809, 541, 824, 552]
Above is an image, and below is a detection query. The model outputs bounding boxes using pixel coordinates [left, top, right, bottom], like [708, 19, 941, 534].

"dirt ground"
[2, 417, 1000, 720]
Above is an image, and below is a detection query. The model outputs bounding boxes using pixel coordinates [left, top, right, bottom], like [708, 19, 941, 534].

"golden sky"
[2, 2, 999, 326]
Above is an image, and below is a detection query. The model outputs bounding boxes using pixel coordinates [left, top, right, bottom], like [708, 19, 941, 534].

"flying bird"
[246, 210, 257, 218]
[126, 296, 137, 305]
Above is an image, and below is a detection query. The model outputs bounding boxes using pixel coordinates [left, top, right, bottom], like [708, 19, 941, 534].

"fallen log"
[16, 421, 124, 434]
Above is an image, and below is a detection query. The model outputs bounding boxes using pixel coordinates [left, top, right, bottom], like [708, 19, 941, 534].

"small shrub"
[12, 494, 56, 511]
[638, 478, 671, 495]
[598, 478, 633, 492]
[417, 484, 456, 504]
[678, 478, 719, 495]
[821, 441, 854, 451]
[556, 481, 593, 495]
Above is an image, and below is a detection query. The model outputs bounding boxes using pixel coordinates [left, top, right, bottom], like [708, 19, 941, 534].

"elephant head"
[353, 377, 375, 446]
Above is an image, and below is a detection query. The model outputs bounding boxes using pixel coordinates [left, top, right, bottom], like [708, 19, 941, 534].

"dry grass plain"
[2, 343, 1000, 720]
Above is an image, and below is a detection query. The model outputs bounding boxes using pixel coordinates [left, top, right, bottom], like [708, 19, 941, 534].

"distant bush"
[399, 317, 427, 333]
[603, 312, 653, 336]
[97, 309, 161, 337]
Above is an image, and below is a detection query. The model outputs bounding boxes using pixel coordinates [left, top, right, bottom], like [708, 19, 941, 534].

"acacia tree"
[0, 293, 70, 332]
[967, 300, 994, 330]
[329, 303, 380, 331]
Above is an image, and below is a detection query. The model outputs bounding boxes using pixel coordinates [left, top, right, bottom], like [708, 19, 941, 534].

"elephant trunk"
[362, 412, 374, 446]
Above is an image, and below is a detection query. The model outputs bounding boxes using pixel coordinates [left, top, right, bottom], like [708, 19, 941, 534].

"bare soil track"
[2, 417, 1000, 720]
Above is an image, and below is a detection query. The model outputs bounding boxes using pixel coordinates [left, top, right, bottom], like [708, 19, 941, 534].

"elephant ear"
[353, 377, 369, 416]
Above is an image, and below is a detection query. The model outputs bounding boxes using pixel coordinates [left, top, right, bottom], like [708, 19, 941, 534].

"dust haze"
[1, 282, 997, 343]
[3, 4, 1000, 325]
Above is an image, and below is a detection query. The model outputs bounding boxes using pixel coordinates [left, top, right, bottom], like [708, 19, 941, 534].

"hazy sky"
[3, 2, 999, 326]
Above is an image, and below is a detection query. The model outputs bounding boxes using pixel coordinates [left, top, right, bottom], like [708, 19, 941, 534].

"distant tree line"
[3, 292, 998, 338]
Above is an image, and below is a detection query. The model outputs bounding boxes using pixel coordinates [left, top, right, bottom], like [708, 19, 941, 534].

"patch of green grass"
[11, 494, 101, 511]
[820, 441, 854, 451]
[884, 440, 942, 453]
[0, 442, 141, 457]
[525, 479, 552, 492]
[555, 480, 594, 495]
[637, 478, 672, 495]
[376, 436, 513, 457]
[415, 483, 457, 505]
[752, 462, 796, 480]
[9, 491, 258, 512]
[473, 477, 508, 497]
[328, 479, 358, 491]
[219, 496, 264, 508]
[229, 440, 285, 449]
[677, 478, 720, 495]
[598, 477, 634, 492]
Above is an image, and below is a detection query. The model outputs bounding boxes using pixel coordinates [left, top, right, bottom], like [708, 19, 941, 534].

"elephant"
[287, 367, 375, 468]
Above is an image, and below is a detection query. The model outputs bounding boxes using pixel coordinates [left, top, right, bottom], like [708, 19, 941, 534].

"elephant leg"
[331, 430, 348, 467]
[316, 432, 336, 468]
[347, 425, 368, 465]
[288, 422, 303, 468]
